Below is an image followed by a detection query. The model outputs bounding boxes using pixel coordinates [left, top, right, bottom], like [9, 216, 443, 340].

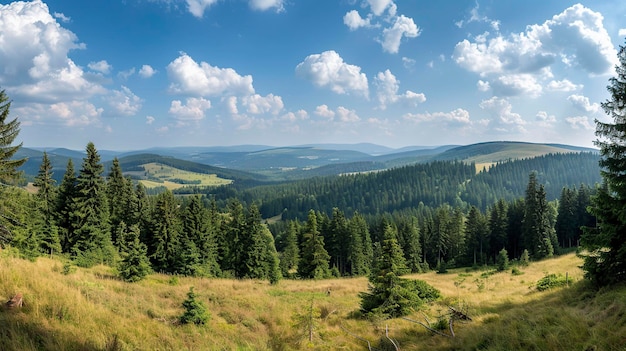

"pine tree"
[359, 224, 420, 318]
[149, 190, 181, 273]
[106, 158, 135, 243]
[522, 172, 555, 259]
[33, 152, 61, 255]
[298, 210, 331, 279]
[71, 142, 115, 267]
[279, 221, 300, 277]
[582, 41, 626, 286]
[181, 195, 220, 277]
[118, 224, 152, 282]
[0, 89, 26, 185]
[464, 206, 488, 266]
[489, 200, 508, 263]
[0, 89, 26, 245]
[56, 160, 77, 253]
[180, 287, 210, 325]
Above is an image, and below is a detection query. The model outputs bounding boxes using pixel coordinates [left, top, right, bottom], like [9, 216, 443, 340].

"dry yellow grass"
[138, 162, 233, 189]
[1, 250, 623, 351]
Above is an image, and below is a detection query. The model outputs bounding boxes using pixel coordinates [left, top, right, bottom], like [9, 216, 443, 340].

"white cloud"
[546, 79, 582, 92]
[88, 60, 112, 74]
[403, 108, 471, 125]
[479, 97, 526, 131]
[314, 105, 335, 119]
[336, 106, 360, 122]
[381, 15, 420, 54]
[146, 116, 155, 124]
[138, 65, 157, 78]
[454, 4, 616, 80]
[477, 80, 490, 91]
[620, 29, 626, 37]
[118, 68, 136, 80]
[53, 12, 70, 23]
[185, 0, 218, 18]
[241, 93, 284, 115]
[295, 50, 369, 97]
[374, 69, 425, 109]
[169, 97, 212, 120]
[108, 86, 142, 116]
[0, 1, 104, 102]
[565, 116, 594, 130]
[366, 0, 394, 16]
[455, 2, 500, 31]
[281, 110, 308, 122]
[249, 0, 284, 12]
[491, 74, 542, 97]
[536, 111, 556, 125]
[167, 53, 255, 97]
[343, 10, 371, 31]
[14, 100, 103, 127]
[402, 57, 416, 69]
[567, 94, 599, 113]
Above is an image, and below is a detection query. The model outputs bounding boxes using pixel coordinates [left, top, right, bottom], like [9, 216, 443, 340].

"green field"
[133, 162, 233, 189]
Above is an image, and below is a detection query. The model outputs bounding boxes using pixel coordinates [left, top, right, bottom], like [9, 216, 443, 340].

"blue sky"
[1, 0, 625, 150]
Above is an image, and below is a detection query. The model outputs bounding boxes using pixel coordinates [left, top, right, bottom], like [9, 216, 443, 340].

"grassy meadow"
[133, 163, 233, 190]
[1, 250, 624, 350]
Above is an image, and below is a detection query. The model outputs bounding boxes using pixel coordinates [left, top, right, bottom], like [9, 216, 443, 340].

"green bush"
[180, 287, 211, 325]
[536, 273, 568, 291]
[402, 279, 441, 302]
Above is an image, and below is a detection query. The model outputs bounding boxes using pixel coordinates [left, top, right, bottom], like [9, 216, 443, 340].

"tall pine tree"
[298, 210, 331, 279]
[582, 40, 626, 286]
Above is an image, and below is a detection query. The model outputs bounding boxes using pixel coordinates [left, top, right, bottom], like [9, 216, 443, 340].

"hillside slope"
[0, 251, 623, 350]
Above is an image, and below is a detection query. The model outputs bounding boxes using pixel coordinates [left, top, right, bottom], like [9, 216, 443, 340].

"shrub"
[536, 273, 568, 291]
[511, 267, 524, 276]
[402, 279, 441, 302]
[497, 248, 509, 271]
[180, 287, 211, 325]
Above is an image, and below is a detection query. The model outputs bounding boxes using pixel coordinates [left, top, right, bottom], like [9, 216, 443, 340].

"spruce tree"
[149, 190, 181, 273]
[0, 89, 26, 245]
[56, 159, 77, 253]
[71, 142, 115, 266]
[180, 287, 210, 325]
[298, 210, 331, 279]
[182, 195, 220, 277]
[279, 221, 300, 277]
[33, 152, 61, 255]
[582, 40, 626, 286]
[118, 224, 152, 282]
[522, 172, 556, 259]
[106, 158, 135, 243]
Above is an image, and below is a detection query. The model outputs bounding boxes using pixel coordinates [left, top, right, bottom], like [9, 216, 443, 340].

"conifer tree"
[279, 221, 300, 277]
[149, 190, 181, 273]
[33, 152, 61, 255]
[298, 210, 331, 279]
[180, 287, 210, 325]
[219, 199, 245, 275]
[56, 159, 77, 252]
[349, 212, 373, 276]
[360, 224, 419, 318]
[582, 41, 626, 286]
[118, 224, 152, 282]
[522, 172, 556, 259]
[239, 204, 269, 279]
[397, 216, 422, 273]
[464, 206, 488, 266]
[71, 142, 115, 266]
[182, 195, 220, 277]
[106, 158, 135, 243]
[489, 199, 508, 262]
[0, 89, 26, 244]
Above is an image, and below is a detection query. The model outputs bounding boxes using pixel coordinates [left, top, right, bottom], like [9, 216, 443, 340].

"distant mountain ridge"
[16, 141, 598, 182]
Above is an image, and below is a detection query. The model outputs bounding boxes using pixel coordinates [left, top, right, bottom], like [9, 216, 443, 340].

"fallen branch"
[385, 324, 400, 351]
[339, 323, 375, 351]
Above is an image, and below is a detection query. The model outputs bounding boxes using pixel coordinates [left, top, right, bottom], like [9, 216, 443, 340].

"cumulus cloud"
[249, 0, 284, 12]
[366, 0, 394, 16]
[343, 10, 372, 31]
[536, 111, 556, 125]
[108, 86, 142, 116]
[381, 15, 420, 54]
[118, 68, 136, 80]
[241, 93, 284, 115]
[567, 94, 599, 113]
[455, 2, 500, 30]
[88, 60, 112, 74]
[344, 1, 419, 54]
[0, 1, 104, 102]
[565, 116, 594, 130]
[169, 97, 212, 120]
[167, 53, 254, 97]
[16, 100, 103, 127]
[146, 116, 155, 124]
[453, 4, 617, 97]
[546, 79, 582, 92]
[479, 97, 526, 131]
[53, 12, 70, 23]
[402, 57, 416, 69]
[138, 65, 157, 78]
[403, 108, 471, 125]
[374, 69, 425, 109]
[477, 80, 490, 92]
[314, 105, 335, 119]
[296, 50, 369, 97]
[620, 29, 626, 37]
[336, 106, 360, 122]
[185, 0, 218, 18]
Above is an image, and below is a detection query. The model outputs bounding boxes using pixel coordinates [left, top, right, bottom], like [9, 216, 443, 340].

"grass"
[1, 250, 624, 350]
[134, 162, 233, 189]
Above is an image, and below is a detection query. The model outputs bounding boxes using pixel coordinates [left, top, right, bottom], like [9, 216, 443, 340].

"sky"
[1, 0, 626, 150]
